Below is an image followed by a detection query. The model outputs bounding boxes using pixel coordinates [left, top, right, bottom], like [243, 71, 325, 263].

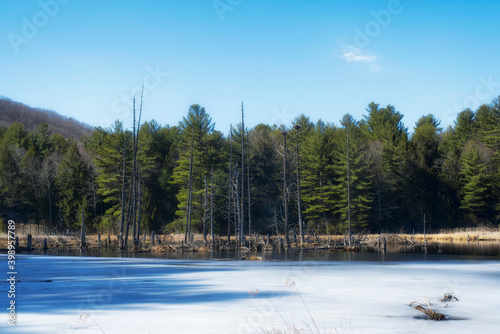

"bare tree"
[227, 125, 233, 242]
[240, 102, 245, 245]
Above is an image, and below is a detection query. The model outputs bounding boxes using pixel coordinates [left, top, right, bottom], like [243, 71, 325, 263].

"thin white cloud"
[341, 48, 376, 63]
[339, 43, 381, 72]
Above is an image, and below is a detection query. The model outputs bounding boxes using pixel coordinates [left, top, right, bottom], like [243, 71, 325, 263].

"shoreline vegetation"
[2, 97, 500, 253]
[2, 226, 499, 254]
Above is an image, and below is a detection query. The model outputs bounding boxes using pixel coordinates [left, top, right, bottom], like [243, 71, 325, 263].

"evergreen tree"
[459, 140, 495, 223]
[332, 115, 372, 231]
[247, 124, 281, 234]
[55, 142, 91, 228]
[171, 104, 215, 235]
[301, 120, 337, 232]
[364, 103, 409, 231]
[90, 121, 132, 232]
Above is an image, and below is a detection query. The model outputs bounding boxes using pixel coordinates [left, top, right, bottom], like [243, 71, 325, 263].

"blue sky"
[1, 0, 500, 134]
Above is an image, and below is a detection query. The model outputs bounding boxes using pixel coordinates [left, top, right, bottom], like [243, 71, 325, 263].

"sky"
[1, 0, 500, 134]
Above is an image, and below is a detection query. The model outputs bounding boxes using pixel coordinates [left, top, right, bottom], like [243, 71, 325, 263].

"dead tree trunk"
[347, 124, 351, 247]
[247, 130, 252, 243]
[136, 144, 142, 246]
[281, 131, 289, 247]
[119, 135, 127, 249]
[184, 131, 195, 244]
[235, 165, 241, 245]
[227, 125, 233, 242]
[294, 124, 304, 244]
[240, 102, 245, 245]
[47, 178, 52, 227]
[124, 182, 134, 249]
[203, 174, 208, 242]
[80, 211, 85, 249]
[135, 87, 143, 246]
[132, 97, 137, 248]
[211, 168, 215, 249]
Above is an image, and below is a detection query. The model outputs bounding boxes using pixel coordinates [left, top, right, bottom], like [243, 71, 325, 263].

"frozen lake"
[1, 254, 500, 333]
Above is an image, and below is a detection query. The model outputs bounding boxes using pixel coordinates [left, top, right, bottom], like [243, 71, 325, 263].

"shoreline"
[1, 229, 499, 253]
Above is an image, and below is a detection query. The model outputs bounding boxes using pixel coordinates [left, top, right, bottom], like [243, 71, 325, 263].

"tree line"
[1, 97, 499, 239]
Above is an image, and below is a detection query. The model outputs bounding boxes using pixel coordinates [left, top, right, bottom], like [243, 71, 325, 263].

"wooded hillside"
[0, 97, 93, 139]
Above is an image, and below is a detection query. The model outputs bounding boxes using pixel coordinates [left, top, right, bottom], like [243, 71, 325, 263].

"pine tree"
[91, 121, 132, 232]
[332, 115, 372, 231]
[55, 142, 91, 228]
[364, 103, 409, 230]
[171, 104, 214, 238]
[247, 124, 281, 234]
[459, 140, 494, 223]
[301, 121, 336, 232]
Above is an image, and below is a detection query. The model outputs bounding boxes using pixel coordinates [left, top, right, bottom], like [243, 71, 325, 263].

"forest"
[1, 96, 499, 241]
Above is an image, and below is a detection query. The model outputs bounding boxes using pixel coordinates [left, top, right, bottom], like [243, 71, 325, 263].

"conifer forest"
[1, 96, 499, 239]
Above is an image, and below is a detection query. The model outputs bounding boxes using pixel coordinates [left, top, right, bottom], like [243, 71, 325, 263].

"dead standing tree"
[119, 133, 128, 249]
[240, 102, 245, 245]
[211, 168, 215, 249]
[247, 127, 252, 245]
[281, 130, 289, 247]
[184, 130, 195, 244]
[133, 86, 144, 248]
[227, 124, 233, 242]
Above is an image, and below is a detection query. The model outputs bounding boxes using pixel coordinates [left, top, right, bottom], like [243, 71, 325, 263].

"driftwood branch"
[410, 298, 446, 321]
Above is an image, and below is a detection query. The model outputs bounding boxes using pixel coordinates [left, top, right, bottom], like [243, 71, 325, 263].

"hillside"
[0, 97, 93, 139]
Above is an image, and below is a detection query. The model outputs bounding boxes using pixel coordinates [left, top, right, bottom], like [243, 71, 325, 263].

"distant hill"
[0, 97, 93, 139]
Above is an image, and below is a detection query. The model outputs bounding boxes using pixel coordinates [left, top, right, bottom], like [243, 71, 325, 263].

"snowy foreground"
[1, 254, 500, 334]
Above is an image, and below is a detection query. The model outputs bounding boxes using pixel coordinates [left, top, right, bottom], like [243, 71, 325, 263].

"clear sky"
[1, 0, 500, 134]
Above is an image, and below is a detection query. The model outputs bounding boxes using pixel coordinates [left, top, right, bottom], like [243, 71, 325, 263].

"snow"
[1, 254, 500, 333]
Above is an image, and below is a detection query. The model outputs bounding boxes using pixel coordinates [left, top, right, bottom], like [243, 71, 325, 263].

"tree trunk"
[247, 132, 251, 242]
[347, 125, 351, 247]
[211, 168, 215, 249]
[119, 135, 127, 249]
[235, 165, 241, 245]
[228, 125, 233, 242]
[185, 131, 195, 243]
[296, 127, 304, 244]
[134, 88, 143, 247]
[132, 97, 137, 248]
[80, 211, 85, 249]
[203, 174, 208, 242]
[47, 178, 52, 227]
[282, 131, 289, 247]
[136, 145, 142, 246]
[240, 102, 245, 245]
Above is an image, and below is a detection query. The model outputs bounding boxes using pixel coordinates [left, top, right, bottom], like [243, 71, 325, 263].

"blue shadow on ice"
[1, 255, 256, 313]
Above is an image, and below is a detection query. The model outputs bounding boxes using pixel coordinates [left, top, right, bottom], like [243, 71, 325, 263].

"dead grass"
[257, 281, 353, 334]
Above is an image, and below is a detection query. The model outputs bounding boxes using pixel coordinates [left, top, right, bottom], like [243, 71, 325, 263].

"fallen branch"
[410, 299, 446, 321]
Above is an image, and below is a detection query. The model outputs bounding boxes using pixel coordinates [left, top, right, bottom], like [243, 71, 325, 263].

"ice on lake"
[1, 254, 499, 333]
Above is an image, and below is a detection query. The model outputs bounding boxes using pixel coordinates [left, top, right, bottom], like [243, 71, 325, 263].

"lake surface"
[1, 243, 499, 333]
[21, 240, 500, 261]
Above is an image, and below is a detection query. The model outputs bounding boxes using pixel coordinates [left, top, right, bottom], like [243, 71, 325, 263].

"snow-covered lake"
[1, 254, 499, 333]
